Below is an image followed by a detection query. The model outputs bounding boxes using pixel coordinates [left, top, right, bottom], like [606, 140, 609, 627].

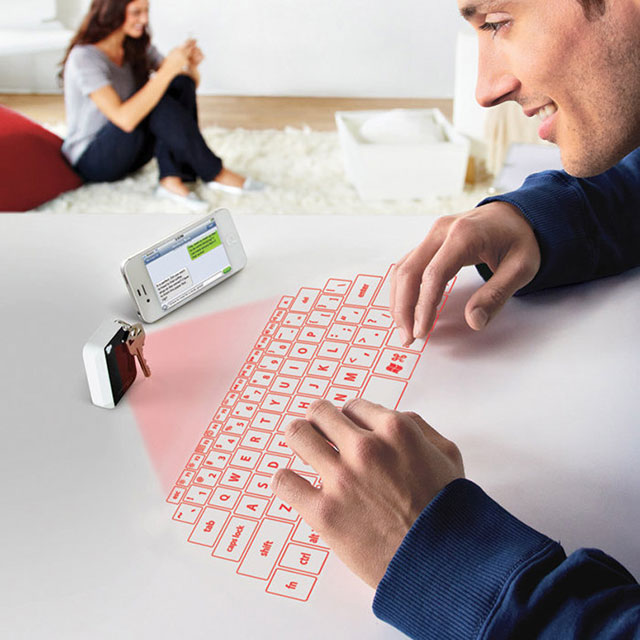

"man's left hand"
[271, 398, 464, 588]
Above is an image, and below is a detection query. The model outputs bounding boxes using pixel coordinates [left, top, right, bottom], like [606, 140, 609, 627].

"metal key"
[125, 322, 152, 377]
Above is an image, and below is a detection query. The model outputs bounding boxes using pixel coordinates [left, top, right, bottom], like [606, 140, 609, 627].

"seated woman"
[60, 0, 264, 210]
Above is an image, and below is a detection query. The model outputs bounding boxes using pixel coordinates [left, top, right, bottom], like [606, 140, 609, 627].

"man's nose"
[475, 43, 520, 107]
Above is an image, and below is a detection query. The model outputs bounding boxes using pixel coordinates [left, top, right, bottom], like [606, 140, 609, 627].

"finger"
[340, 397, 396, 434]
[402, 411, 464, 470]
[392, 236, 445, 346]
[388, 260, 404, 333]
[340, 397, 378, 431]
[305, 400, 363, 450]
[464, 249, 537, 330]
[284, 418, 339, 476]
[271, 469, 319, 514]
[401, 411, 446, 443]
[411, 237, 469, 339]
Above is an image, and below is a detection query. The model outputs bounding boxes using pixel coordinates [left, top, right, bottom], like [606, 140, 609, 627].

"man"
[272, 0, 640, 637]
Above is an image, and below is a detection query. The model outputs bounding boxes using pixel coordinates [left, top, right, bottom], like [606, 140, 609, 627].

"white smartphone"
[121, 208, 247, 323]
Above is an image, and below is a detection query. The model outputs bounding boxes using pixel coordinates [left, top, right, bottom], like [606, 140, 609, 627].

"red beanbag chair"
[0, 105, 83, 211]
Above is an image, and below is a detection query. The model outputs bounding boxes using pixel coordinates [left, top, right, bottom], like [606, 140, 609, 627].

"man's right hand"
[391, 201, 542, 345]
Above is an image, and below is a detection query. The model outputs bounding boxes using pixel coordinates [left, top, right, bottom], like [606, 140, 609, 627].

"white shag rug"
[37, 124, 495, 215]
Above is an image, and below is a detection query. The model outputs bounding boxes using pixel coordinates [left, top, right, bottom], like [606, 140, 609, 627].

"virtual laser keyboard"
[167, 267, 456, 601]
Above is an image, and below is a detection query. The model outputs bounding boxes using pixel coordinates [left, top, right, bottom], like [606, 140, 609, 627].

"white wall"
[0, 0, 464, 97]
[151, 0, 462, 97]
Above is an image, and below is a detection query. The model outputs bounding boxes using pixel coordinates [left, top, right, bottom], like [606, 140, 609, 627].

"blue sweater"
[373, 149, 640, 638]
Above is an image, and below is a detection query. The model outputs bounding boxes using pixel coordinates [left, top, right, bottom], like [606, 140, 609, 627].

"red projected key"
[213, 517, 258, 562]
[188, 507, 229, 547]
[267, 569, 316, 601]
[280, 544, 329, 574]
[237, 519, 293, 580]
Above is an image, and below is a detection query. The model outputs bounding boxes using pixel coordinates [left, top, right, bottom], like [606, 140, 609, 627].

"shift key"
[237, 518, 293, 580]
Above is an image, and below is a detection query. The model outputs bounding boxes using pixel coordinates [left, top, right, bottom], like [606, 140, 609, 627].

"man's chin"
[559, 147, 617, 178]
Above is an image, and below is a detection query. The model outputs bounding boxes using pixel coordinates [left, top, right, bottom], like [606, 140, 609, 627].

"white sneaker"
[155, 185, 210, 211]
[207, 176, 267, 195]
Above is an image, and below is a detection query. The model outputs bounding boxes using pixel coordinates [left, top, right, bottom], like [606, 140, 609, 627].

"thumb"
[465, 253, 537, 330]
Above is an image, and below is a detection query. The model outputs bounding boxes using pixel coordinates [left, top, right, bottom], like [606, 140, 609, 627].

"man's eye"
[479, 21, 508, 37]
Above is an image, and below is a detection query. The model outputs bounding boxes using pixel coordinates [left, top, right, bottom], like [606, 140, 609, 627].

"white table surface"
[1, 212, 639, 639]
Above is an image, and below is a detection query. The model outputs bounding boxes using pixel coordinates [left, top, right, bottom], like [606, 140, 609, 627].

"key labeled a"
[235, 495, 270, 519]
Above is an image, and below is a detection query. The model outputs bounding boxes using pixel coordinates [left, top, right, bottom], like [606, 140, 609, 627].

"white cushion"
[359, 109, 446, 145]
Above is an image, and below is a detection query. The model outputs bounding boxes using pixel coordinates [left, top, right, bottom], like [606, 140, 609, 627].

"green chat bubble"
[187, 231, 221, 260]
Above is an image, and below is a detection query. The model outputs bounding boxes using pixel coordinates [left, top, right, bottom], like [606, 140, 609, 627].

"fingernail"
[469, 307, 488, 330]
[413, 318, 425, 340]
[400, 328, 412, 346]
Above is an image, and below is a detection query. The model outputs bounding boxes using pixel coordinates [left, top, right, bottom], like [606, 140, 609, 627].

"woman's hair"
[59, 0, 152, 85]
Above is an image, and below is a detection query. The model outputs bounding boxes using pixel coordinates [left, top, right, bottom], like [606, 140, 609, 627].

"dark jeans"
[74, 75, 223, 183]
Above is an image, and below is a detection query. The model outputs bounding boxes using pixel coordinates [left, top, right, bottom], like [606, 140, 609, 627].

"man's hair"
[578, 0, 606, 19]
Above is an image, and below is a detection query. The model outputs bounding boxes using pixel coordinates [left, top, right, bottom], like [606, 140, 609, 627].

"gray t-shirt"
[61, 44, 164, 165]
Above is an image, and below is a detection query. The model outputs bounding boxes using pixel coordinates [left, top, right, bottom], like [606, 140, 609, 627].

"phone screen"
[142, 216, 232, 311]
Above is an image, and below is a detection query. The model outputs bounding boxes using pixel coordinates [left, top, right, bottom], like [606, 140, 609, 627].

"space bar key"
[361, 376, 406, 409]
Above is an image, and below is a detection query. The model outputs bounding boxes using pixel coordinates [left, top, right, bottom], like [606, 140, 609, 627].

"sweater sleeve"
[476, 148, 640, 295]
[373, 479, 640, 640]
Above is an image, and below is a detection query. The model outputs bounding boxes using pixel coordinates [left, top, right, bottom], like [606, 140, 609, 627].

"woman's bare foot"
[159, 176, 190, 196]
[213, 168, 246, 188]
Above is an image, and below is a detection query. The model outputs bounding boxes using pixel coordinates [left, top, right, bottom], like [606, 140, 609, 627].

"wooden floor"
[0, 94, 453, 130]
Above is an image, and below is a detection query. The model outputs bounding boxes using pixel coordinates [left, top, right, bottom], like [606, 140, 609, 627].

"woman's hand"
[161, 43, 192, 78]
[185, 39, 204, 68]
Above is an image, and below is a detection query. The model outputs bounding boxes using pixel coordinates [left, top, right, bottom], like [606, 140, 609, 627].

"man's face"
[460, 0, 640, 177]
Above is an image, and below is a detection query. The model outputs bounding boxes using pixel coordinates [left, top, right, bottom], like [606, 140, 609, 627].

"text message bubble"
[156, 268, 193, 303]
[188, 231, 221, 261]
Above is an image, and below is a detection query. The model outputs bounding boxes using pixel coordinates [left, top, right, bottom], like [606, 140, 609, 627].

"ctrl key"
[267, 569, 317, 601]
